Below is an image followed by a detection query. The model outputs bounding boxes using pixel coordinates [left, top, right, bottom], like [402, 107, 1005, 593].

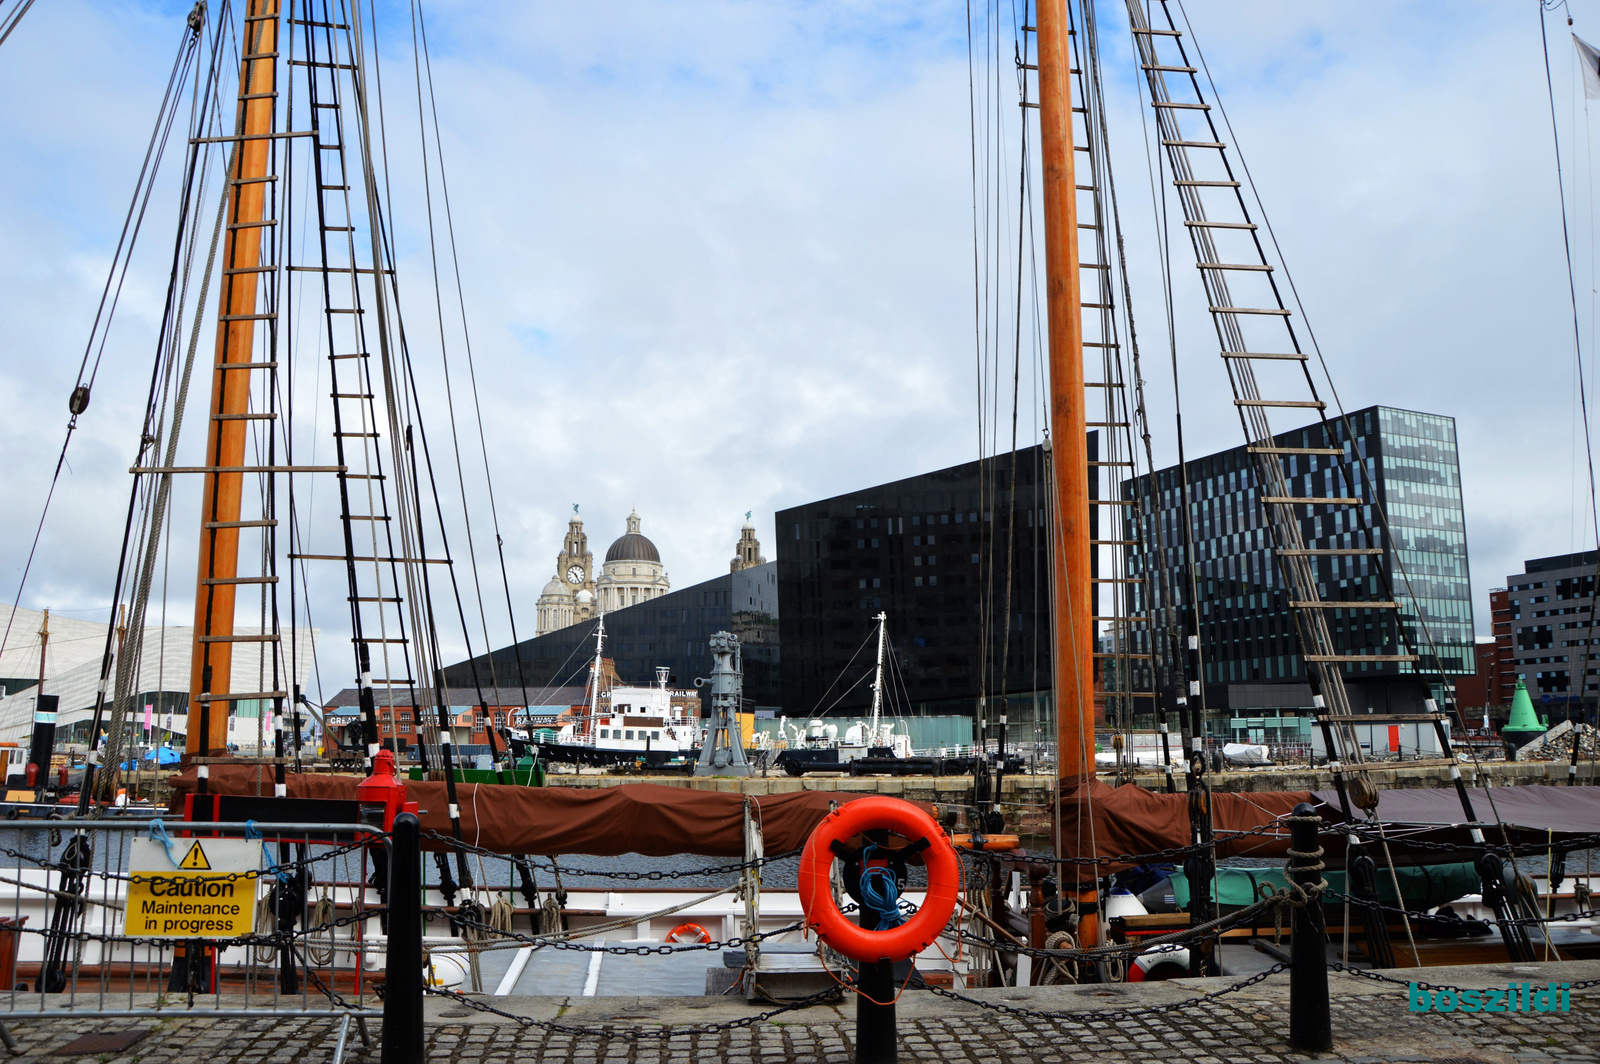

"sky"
[0, 0, 1597, 698]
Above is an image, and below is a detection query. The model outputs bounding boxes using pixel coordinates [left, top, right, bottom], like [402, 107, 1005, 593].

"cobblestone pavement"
[3, 962, 1596, 1063]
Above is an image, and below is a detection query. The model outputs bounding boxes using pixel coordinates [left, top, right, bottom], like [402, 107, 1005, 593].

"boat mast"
[586, 615, 607, 728]
[868, 610, 887, 743]
[1037, 0, 1092, 784]
[186, 0, 280, 759]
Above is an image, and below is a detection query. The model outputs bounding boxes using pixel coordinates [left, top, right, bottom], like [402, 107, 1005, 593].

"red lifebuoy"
[666, 922, 711, 944]
[797, 795, 959, 963]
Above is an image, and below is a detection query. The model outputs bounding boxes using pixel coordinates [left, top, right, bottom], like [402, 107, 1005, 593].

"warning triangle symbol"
[178, 842, 211, 871]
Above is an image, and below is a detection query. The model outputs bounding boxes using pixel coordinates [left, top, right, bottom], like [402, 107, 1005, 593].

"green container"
[406, 755, 544, 788]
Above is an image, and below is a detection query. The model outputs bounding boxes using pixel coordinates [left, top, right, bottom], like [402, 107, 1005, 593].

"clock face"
[566, 564, 585, 585]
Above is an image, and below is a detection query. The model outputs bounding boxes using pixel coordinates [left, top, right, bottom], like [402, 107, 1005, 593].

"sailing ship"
[2, 0, 1595, 1000]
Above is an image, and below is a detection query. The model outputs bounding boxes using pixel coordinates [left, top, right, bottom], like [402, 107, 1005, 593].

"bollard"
[1288, 803, 1331, 1052]
[382, 812, 424, 1064]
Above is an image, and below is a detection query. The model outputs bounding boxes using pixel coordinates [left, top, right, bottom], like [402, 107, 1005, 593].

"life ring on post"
[666, 922, 711, 944]
[797, 795, 959, 963]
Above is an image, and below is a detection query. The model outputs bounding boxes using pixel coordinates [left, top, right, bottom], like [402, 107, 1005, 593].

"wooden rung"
[201, 576, 278, 585]
[1092, 577, 1142, 583]
[132, 464, 342, 473]
[1261, 496, 1361, 506]
[1277, 548, 1382, 556]
[216, 361, 278, 370]
[1153, 101, 1207, 109]
[1092, 540, 1139, 546]
[1094, 652, 1153, 659]
[199, 634, 280, 643]
[1087, 421, 1130, 427]
[1145, 64, 1198, 73]
[1223, 352, 1306, 361]
[1236, 399, 1324, 408]
[1304, 655, 1418, 663]
[1186, 220, 1255, 230]
[1132, 28, 1182, 37]
[1198, 262, 1272, 272]
[212, 413, 277, 421]
[1176, 180, 1240, 187]
[1289, 601, 1401, 610]
[197, 691, 287, 703]
[1248, 446, 1342, 455]
[1088, 461, 1134, 466]
[205, 520, 278, 529]
[1211, 306, 1291, 316]
[1164, 140, 1226, 149]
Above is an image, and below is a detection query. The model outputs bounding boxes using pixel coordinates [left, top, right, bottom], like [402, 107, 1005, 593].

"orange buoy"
[797, 795, 959, 964]
[665, 922, 711, 944]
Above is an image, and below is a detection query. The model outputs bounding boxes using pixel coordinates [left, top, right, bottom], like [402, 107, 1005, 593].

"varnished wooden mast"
[1037, 0, 1092, 785]
[187, 0, 280, 757]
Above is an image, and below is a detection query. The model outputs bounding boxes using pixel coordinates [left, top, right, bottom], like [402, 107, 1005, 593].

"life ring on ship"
[666, 922, 711, 944]
[797, 795, 959, 963]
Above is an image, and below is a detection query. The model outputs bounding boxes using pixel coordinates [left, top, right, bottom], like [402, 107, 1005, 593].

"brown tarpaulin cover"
[167, 767, 916, 856]
[1055, 778, 1318, 867]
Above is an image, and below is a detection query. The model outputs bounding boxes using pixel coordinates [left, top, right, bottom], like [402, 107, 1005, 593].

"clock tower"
[536, 508, 597, 636]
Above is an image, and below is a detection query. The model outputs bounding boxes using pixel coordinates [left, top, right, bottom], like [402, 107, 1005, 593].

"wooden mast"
[186, 0, 280, 758]
[1037, 0, 1092, 784]
[1037, 0, 1100, 945]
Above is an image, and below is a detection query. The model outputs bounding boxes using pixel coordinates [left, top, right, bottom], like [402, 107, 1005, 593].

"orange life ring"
[797, 795, 959, 963]
[666, 922, 711, 944]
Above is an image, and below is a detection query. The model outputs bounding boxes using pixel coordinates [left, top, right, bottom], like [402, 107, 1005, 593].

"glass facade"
[1122, 406, 1473, 711]
[777, 441, 1092, 737]
[443, 563, 780, 709]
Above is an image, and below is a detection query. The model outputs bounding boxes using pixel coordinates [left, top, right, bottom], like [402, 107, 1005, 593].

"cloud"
[0, 0, 1593, 702]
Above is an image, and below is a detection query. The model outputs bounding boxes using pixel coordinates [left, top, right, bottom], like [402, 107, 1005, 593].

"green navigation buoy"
[1502, 678, 1547, 749]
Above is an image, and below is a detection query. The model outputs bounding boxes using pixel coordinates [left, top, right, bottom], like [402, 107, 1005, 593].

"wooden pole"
[1037, 0, 1099, 945]
[187, 0, 279, 758]
[1037, 0, 1091, 782]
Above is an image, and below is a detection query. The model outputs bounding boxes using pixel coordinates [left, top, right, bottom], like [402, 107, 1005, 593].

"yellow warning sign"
[124, 838, 258, 939]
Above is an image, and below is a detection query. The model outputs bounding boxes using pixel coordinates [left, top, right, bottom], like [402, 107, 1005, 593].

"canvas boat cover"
[167, 766, 924, 856]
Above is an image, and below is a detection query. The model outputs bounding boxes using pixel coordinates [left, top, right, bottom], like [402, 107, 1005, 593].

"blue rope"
[245, 820, 290, 885]
[858, 846, 907, 929]
[148, 819, 179, 866]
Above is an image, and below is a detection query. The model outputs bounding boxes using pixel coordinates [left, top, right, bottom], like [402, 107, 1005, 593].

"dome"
[605, 533, 660, 564]
[539, 576, 567, 599]
[605, 509, 660, 563]
[575, 589, 593, 604]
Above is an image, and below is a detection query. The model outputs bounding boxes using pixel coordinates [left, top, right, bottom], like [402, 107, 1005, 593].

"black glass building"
[777, 441, 1094, 739]
[1123, 405, 1474, 722]
[441, 563, 779, 709]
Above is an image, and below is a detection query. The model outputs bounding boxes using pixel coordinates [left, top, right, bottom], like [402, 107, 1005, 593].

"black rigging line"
[0, 0, 37, 51]
[411, 0, 533, 714]
[0, 10, 206, 661]
[1541, 3, 1600, 743]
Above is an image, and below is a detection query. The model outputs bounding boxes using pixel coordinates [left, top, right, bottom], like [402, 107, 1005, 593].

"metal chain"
[421, 982, 844, 1039]
[912, 963, 1289, 1022]
[444, 910, 806, 956]
[418, 831, 800, 881]
[1330, 961, 1600, 993]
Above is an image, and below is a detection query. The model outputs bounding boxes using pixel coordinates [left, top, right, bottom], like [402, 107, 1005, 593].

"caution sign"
[124, 837, 260, 938]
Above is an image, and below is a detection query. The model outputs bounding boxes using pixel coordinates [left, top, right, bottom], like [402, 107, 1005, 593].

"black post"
[1288, 803, 1331, 1052]
[382, 813, 424, 1064]
[856, 958, 896, 1064]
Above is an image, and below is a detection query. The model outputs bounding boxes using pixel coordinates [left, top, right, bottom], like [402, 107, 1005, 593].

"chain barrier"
[1320, 888, 1600, 929]
[439, 910, 806, 956]
[911, 963, 1290, 1022]
[421, 982, 844, 1040]
[418, 830, 800, 881]
[1329, 962, 1600, 994]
